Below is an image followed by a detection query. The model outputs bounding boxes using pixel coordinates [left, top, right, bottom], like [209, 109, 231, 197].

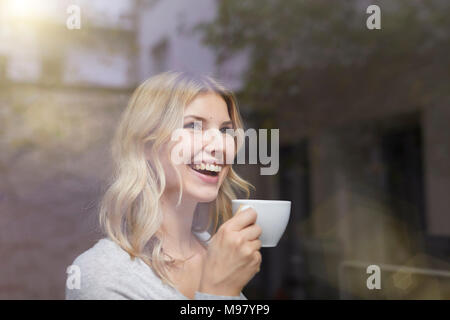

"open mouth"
[188, 163, 222, 177]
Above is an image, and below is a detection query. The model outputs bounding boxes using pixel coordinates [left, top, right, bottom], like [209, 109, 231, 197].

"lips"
[188, 163, 222, 184]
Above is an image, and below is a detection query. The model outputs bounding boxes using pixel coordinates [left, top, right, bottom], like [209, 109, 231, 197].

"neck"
[159, 192, 198, 258]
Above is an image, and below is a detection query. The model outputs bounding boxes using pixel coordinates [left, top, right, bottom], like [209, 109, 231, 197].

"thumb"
[236, 204, 252, 215]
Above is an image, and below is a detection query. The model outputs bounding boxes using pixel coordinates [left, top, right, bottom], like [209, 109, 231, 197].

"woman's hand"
[198, 205, 262, 296]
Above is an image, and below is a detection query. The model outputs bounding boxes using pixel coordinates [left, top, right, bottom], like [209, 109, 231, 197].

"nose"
[203, 128, 225, 163]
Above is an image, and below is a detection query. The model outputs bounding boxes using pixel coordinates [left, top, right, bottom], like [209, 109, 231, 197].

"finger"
[230, 205, 257, 231]
[248, 239, 262, 252]
[240, 224, 262, 241]
[235, 204, 250, 215]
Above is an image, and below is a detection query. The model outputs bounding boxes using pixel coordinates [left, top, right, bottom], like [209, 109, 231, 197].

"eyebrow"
[184, 115, 233, 126]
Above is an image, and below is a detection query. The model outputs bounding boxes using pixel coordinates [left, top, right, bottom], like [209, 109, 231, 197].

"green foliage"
[194, 0, 450, 130]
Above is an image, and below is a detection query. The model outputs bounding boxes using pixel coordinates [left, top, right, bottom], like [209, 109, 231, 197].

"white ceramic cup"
[231, 199, 291, 247]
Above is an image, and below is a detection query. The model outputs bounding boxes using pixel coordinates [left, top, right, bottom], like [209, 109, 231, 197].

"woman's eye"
[220, 127, 233, 134]
[184, 122, 202, 130]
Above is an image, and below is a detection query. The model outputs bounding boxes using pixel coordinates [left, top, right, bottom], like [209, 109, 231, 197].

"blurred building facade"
[0, 0, 138, 298]
[0, 0, 247, 299]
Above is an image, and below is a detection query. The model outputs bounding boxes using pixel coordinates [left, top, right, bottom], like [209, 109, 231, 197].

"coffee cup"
[231, 199, 291, 247]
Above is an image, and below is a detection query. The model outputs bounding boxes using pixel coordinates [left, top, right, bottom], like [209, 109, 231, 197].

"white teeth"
[191, 163, 222, 172]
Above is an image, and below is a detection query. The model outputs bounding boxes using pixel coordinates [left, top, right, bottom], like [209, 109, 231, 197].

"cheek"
[170, 134, 196, 164]
[224, 136, 236, 163]
[192, 135, 204, 158]
[161, 157, 178, 187]
[164, 161, 192, 190]
[183, 132, 206, 163]
[162, 143, 187, 186]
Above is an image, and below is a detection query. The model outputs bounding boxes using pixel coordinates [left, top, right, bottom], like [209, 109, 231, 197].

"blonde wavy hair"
[99, 71, 254, 287]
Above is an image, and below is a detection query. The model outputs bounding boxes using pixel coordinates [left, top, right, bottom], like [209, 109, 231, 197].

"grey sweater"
[65, 231, 247, 300]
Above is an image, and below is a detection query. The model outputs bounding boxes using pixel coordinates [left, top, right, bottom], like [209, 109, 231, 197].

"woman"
[65, 71, 262, 300]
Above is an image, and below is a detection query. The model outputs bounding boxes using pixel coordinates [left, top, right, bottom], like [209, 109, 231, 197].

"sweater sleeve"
[194, 291, 247, 300]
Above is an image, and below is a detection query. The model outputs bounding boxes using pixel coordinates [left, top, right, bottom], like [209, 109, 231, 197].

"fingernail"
[240, 205, 252, 211]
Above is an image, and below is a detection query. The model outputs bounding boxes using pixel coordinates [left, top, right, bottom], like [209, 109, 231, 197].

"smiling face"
[161, 92, 236, 203]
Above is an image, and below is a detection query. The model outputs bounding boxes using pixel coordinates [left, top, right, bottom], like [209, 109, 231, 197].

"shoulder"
[65, 238, 149, 300]
[69, 238, 133, 276]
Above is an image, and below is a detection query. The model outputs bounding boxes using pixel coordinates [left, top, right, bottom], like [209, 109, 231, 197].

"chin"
[192, 191, 219, 203]
[184, 180, 220, 203]
[182, 163, 228, 203]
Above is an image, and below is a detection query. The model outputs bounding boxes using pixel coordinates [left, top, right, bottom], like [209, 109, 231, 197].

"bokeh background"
[0, 0, 449, 299]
